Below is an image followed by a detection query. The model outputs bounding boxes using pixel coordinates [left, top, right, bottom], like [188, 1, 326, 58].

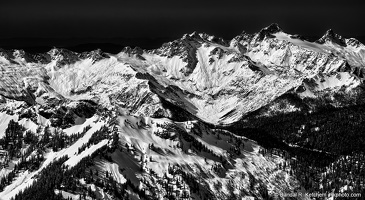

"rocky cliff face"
[1, 24, 365, 125]
[0, 24, 365, 200]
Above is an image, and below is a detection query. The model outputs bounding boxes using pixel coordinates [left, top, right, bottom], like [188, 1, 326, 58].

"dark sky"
[1, 0, 365, 41]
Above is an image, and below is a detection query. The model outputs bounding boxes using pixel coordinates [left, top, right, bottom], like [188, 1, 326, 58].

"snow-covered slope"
[1, 24, 365, 125]
[1, 24, 365, 200]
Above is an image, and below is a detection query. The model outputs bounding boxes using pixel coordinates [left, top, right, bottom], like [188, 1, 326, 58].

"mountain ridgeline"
[0, 24, 364, 200]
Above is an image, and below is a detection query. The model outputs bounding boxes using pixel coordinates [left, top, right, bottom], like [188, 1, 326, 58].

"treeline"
[0, 120, 25, 158]
[12, 156, 69, 200]
[77, 125, 109, 154]
[158, 123, 236, 168]
[169, 164, 213, 200]
[240, 104, 365, 154]
[226, 104, 365, 198]
[8, 122, 152, 200]
[259, 145, 365, 197]
[12, 144, 152, 200]
[0, 121, 90, 193]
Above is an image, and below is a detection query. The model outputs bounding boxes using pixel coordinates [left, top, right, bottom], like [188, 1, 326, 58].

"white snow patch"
[65, 139, 108, 168]
[103, 162, 127, 184]
[54, 190, 80, 200]
[18, 118, 38, 133]
[0, 112, 18, 138]
[274, 32, 331, 54]
[63, 115, 99, 136]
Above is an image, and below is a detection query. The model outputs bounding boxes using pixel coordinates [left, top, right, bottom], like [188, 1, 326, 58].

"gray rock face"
[0, 24, 365, 125]
[1, 24, 365, 200]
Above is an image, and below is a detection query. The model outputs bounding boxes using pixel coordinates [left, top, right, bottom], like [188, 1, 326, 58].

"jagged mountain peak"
[230, 31, 253, 51]
[0, 48, 45, 64]
[120, 46, 144, 55]
[316, 29, 347, 46]
[47, 47, 78, 57]
[0, 48, 15, 61]
[1, 24, 365, 200]
[12, 49, 26, 56]
[46, 47, 80, 67]
[79, 49, 110, 63]
[255, 23, 283, 41]
[0, 24, 364, 122]
[346, 38, 364, 48]
[180, 31, 228, 46]
[119, 46, 146, 61]
[182, 31, 207, 40]
[154, 31, 229, 58]
[84, 48, 104, 57]
[238, 30, 254, 38]
[261, 23, 283, 33]
[12, 49, 43, 63]
[182, 31, 200, 39]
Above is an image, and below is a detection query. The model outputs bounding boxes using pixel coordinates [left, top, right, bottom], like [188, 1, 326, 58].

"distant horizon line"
[2, 34, 365, 39]
[1, 34, 365, 54]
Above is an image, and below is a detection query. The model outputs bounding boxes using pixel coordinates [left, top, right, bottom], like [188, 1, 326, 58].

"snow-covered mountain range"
[0, 24, 364, 200]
